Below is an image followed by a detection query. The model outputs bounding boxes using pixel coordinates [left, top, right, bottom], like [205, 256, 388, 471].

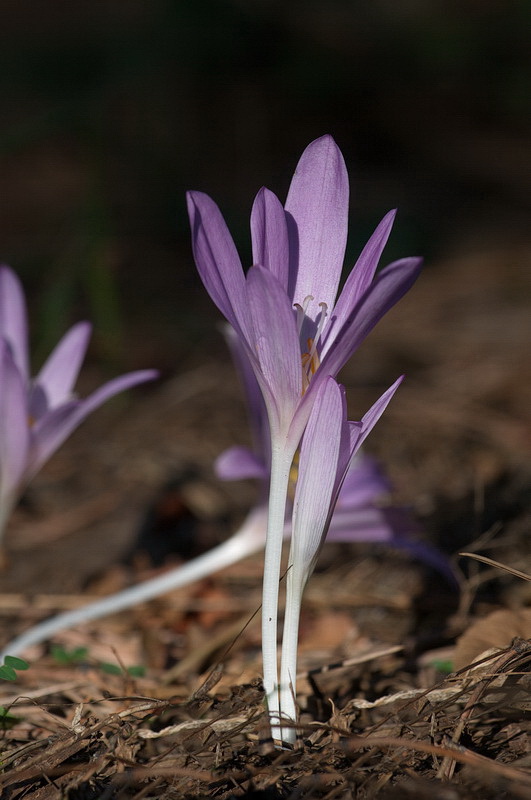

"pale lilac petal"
[291, 378, 344, 574]
[321, 210, 397, 354]
[215, 446, 268, 481]
[326, 379, 402, 517]
[26, 400, 79, 482]
[251, 188, 290, 290]
[223, 325, 270, 467]
[186, 191, 249, 336]
[27, 370, 157, 479]
[246, 266, 302, 434]
[327, 505, 457, 583]
[318, 257, 422, 380]
[30, 322, 92, 418]
[358, 376, 403, 448]
[0, 341, 30, 496]
[285, 135, 349, 322]
[336, 454, 391, 508]
[0, 265, 30, 380]
[327, 505, 398, 542]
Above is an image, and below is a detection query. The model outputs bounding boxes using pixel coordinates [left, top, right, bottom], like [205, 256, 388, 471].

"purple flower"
[187, 135, 421, 452]
[188, 135, 422, 723]
[0, 265, 157, 542]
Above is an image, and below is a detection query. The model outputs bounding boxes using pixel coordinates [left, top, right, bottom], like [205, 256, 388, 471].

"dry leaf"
[454, 608, 531, 670]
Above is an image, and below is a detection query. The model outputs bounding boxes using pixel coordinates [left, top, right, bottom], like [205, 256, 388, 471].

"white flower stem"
[279, 562, 305, 743]
[0, 507, 268, 661]
[261, 446, 292, 738]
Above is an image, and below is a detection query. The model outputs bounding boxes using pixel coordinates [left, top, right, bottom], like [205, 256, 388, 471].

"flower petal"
[336, 454, 391, 508]
[326, 505, 457, 583]
[251, 188, 290, 290]
[223, 324, 270, 468]
[285, 135, 349, 322]
[290, 377, 344, 578]
[358, 375, 403, 447]
[321, 210, 397, 355]
[31, 322, 92, 418]
[0, 265, 30, 380]
[245, 266, 302, 436]
[326, 504, 399, 542]
[0, 341, 30, 497]
[186, 191, 249, 336]
[215, 446, 268, 481]
[27, 369, 157, 479]
[318, 257, 422, 381]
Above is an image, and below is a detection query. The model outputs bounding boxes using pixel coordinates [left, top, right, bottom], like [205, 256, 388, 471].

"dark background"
[0, 0, 529, 373]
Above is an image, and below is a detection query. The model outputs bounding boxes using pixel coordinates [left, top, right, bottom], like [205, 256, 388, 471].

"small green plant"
[0, 655, 29, 681]
[432, 659, 454, 674]
[50, 644, 89, 665]
[99, 662, 146, 678]
[0, 705, 21, 729]
[51, 646, 145, 678]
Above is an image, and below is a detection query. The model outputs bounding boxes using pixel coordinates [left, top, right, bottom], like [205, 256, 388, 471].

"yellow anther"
[301, 338, 321, 393]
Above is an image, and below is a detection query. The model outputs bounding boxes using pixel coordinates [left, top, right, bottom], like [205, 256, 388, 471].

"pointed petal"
[245, 266, 302, 435]
[285, 135, 349, 320]
[326, 379, 402, 515]
[251, 188, 290, 289]
[322, 210, 397, 355]
[319, 257, 422, 380]
[27, 370, 157, 479]
[0, 265, 30, 380]
[31, 322, 92, 418]
[358, 375, 403, 448]
[290, 377, 343, 578]
[186, 191, 249, 336]
[0, 341, 30, 498]
[223, 324, 270, 467]
[215, 446, 268, 481]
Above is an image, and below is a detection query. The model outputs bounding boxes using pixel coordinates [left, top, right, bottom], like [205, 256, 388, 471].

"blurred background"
[0, 0, 529, 373]
[0, 0, 529, 660]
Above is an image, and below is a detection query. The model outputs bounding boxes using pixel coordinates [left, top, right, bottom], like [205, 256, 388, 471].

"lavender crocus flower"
[187, 135, 422, 715]
[0, 265, 157, 546]
[187, 135, 422, 455]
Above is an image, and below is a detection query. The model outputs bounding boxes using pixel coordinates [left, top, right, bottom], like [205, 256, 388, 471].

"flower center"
[301, 339, 319, 392]
[294, 297, 328, 393]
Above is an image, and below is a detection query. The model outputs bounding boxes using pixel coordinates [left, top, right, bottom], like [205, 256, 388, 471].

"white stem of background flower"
[0, 506, 267, 662]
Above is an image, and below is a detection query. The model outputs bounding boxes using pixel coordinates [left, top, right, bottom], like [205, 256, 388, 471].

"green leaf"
[51, 645, 89, 664]
[0, 666, 17, 681]
[99, 662, 122, 675]
[4, 655, 29, 671]
[432, 659, 453, 674]
[0, 706, 20, 729]
[127, 665, 145, 678]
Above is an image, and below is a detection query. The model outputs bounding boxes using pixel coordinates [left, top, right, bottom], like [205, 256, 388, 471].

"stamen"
[306, 302, 328, 365]
[288, 451, 300, 500]
[300, 302, 328, 392]
[293, 295, 314, 336]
